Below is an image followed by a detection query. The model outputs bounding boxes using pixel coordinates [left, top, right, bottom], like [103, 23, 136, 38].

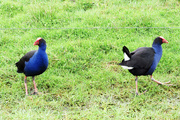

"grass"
[0, 0, 180, 119]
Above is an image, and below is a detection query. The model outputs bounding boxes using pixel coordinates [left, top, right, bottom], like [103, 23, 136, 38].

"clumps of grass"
[0, 1, 23, 17]
[80, 2, 94, 11]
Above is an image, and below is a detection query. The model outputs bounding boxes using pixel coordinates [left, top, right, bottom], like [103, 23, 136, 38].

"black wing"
[119, 47, 155, 75]
[126, 47, 154, 68]
[15, 50, 37, 73]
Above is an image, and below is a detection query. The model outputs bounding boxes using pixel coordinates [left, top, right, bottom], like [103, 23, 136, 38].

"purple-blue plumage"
[145, 38, 163, 75]
[119, 36, 168, 76]
[24, 41, 48, 76]
[119, 36, 170, 95]
[15, 38, 48, 95]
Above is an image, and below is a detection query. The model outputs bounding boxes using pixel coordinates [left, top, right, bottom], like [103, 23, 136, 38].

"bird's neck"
[145, 43, 163, 75]
[152, 44, 162, 63]
[38, 44, 46, 52]
[152, 44, 162, 55]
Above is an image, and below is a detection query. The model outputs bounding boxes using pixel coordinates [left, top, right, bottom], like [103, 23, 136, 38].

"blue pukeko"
[16, 38, 48, 95]
[119, 36, 172, 95]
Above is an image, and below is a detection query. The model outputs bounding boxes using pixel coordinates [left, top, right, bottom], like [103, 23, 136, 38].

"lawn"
[0, 0, 180, 119]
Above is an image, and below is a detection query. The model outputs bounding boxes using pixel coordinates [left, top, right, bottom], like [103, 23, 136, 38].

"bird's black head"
[33, 38, 46, 47]
[153, 36, 168, 45]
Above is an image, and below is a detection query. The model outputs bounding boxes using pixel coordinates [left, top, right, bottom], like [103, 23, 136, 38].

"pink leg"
[32, 76, 38, 94]
[24, 76, 28, 95]
[135, 76, 147, 95]
[135, 76, 138, 95]
[150, 75, 172, 86]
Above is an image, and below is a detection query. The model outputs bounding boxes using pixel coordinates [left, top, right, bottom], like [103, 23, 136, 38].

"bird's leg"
[150, 75, 172, 86]
[135, 76, 147, 96]
[24, 76, 28, 95]
[135, 76, 138, 95]
[32, 76, 38, 95]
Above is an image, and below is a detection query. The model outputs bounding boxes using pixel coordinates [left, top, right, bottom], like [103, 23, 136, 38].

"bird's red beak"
[160, 37, 168, 43]
[33, 40, 39, 46]
[162, 39, 168, 43]
[33, 38, 42, 46]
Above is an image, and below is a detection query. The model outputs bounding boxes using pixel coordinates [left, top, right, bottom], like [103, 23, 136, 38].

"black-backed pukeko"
[119, 36, 172, 95]
[15, 38, 48, 95]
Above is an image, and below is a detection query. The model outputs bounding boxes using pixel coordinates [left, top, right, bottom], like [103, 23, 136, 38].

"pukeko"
[15, 38, 48, 95]
[119, 36, 172, 95]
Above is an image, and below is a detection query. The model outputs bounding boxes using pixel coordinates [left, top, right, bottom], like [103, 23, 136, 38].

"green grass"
[0, 0, 180, 119]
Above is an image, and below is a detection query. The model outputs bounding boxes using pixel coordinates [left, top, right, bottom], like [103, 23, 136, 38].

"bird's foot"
[164, 81, 171, 84]
[31, 91, 38, 95]
[135, 90, 147, 96]
[151, 77, 173, 86]
[157, 81, 173, 86]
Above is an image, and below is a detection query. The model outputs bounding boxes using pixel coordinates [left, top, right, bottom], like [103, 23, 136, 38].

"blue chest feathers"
[145, 45, 162, 75]
[24, 48, 48, 76]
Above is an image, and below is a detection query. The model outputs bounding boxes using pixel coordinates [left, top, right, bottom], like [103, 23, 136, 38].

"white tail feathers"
[121, 65, 134, 70]
[124, 53, 130, 61]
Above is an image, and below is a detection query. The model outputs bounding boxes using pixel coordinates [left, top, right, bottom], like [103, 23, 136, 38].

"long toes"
[165, 84, 173, 86]
[143, 90, 147, 94]
[157, 81, 172, 86]
[31, 92, 38, 95]
[163, 81, 173, 86]
[164, 81, 171, 84]
[136, 90, 147, 96]
[139, 90, 147, 95]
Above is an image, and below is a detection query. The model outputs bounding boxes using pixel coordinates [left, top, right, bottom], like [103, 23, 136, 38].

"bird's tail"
[15, 61, 24, 73]
[123, 46, 131, 61]
[118, 46, 133, 69]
